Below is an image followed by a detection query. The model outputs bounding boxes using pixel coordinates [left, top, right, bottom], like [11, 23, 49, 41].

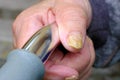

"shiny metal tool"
[22, 24, 55, 63]
[0, 23, 55, 80]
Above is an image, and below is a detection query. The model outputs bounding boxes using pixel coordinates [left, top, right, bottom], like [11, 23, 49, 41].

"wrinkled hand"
[12, 0, 95, 79]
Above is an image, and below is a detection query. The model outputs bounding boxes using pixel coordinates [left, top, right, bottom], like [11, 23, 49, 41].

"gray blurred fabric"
[89, 0, 120, 68]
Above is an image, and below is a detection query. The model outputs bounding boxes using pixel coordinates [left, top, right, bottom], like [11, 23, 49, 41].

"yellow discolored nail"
[65, 75, 79, 80]
[67, 33, 83, 50]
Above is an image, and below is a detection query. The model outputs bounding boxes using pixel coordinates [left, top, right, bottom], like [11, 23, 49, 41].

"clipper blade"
[22, 24, 54, 63]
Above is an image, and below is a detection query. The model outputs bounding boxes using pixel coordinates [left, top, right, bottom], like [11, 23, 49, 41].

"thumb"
[55, 5, 90, 52]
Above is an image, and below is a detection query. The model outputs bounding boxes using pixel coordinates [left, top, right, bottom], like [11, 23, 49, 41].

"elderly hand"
[12, 0, 95, 79]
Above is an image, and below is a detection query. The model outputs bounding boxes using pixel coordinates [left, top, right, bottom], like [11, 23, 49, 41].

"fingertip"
[67, 32, 84, 50]
[59, 31, 85, 53]
[44, 65, 79, 80]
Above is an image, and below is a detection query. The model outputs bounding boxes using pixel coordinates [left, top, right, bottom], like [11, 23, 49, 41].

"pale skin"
[12, 0, 95, 80]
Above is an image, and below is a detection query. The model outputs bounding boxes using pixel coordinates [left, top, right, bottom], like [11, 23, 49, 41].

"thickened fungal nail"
[67, 33, 83, 50]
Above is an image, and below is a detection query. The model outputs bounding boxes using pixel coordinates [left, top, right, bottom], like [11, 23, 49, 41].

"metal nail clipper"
[0, 24, 55, 80]
[22, 24, 55, 63]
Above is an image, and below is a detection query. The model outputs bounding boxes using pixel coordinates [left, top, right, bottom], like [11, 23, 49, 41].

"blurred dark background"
[0, 0, 120, 80]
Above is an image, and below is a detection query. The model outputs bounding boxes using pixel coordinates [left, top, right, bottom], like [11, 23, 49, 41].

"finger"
[44, 49, 79, 80]
[44, 65, 79, 80]
[60, 36, 92, 72]
[43, 36, 95, 79]
[44, 36, 93, 79]
[55, 3, 89, 52]
[12, 6, 59, 49]
[13, 17, 43, 48]
[78, 36, 95, 79]
[81, 69, 92, 80]
[59, 37, 95, 75]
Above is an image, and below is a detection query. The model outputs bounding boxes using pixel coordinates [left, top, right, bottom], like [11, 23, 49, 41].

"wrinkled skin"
[12, 0, 95, 79]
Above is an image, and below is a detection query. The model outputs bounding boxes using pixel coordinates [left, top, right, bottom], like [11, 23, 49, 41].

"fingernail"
[67, 33, 83, 50]
[65, 75, 79, 80]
